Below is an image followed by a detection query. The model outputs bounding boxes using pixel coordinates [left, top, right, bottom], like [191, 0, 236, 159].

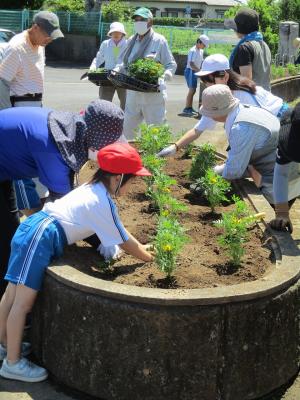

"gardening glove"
[158, 77, 167, 92]
[157, 144, 177, 158]
[113, 63, 124, 73]
[213, 164, 225, 176]
[98, 244, 121, 261]
[162, 70, 173, 81]
[269, 203, 293, 233]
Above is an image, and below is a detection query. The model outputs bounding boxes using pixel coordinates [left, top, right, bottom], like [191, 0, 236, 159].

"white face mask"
[88, 148, 98, 162]
[134, 21, 149, 36]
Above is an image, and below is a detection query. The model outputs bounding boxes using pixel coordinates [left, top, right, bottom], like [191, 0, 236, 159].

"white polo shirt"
[43, 182, 129, 246]
[0, 30, 45, 96]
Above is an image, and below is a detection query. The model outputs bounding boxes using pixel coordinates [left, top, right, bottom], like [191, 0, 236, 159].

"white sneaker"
[0, 357, 48, 382]
[0, 342, 32, 361]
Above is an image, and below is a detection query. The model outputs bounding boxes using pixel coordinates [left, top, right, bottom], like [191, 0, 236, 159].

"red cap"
[97, 143, 151, 176]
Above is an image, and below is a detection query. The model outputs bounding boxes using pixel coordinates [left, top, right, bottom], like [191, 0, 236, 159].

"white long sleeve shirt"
[90, 37, 127, 70]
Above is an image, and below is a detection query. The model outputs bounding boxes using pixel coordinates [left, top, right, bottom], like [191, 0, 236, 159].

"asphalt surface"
[0, 63, 299, 400]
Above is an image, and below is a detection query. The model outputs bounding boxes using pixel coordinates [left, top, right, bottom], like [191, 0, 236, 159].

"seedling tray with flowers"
[108, 59, 164, 92]
[87, 68, 113, 87]
[64, 127, 274, 290]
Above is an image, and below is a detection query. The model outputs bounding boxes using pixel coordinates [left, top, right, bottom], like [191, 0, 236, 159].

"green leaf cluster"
[195, 169, 231, 212]
[101, 0, 133, 22]
[189, 143, 217, 181]
[128, 59, 164, 85]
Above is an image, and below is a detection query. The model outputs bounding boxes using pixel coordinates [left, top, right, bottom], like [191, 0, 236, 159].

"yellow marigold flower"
[162, 244, 172, 252]
[152, 128, 159, 134]
[210, 177, 217, 184]
[162, 188, 170, 193]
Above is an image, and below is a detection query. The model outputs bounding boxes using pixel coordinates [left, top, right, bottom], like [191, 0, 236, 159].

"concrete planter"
[31, 183, 300, 400]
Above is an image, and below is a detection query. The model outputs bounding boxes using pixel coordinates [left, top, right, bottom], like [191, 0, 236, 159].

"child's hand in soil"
[143, 244, 156, 258]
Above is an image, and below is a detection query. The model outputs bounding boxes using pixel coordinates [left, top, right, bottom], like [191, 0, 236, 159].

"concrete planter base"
[31, 182, 300, 400]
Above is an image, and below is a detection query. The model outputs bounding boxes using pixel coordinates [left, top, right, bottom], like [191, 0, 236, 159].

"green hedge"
[153, 17, 225, 27]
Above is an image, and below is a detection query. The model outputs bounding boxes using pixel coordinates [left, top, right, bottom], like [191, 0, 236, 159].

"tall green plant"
[154, 217, 187, 277]
[214, 196, 259, 266]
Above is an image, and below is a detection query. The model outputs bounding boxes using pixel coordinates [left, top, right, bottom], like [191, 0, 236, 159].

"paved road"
[0, 63, 299, 400]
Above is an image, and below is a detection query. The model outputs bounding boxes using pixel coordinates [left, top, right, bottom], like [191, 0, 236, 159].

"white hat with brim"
[199, 84, 240, 118]
[195, 54, 230, 77]
[293, 38, 300, 49]
[108, 22, 127, 36]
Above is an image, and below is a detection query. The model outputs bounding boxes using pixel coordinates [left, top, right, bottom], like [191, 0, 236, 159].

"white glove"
[157, 144, 177, 157]
[158, 77, 166, 92]
[213, 164, 225, 176]
[97, 244, 121, 261]
[113, 63, 124, 73]
[163, 70, 173, 81]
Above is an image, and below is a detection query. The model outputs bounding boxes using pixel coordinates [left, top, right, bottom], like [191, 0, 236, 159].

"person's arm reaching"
[120, 229, 153, 262]
[157, 128, 203, 157]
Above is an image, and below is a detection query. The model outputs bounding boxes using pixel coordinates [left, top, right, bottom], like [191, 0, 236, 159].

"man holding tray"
[116, 7, 177, 140]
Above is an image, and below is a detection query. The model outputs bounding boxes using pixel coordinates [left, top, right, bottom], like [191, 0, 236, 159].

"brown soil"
[62, 151, 274, 289]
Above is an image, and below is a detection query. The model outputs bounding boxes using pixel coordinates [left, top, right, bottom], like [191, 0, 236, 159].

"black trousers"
[0, 181, 20, 297]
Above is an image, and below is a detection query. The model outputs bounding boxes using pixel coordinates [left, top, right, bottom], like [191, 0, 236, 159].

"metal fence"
[0, 9, 103, 35]
[0, 9, 237, 54]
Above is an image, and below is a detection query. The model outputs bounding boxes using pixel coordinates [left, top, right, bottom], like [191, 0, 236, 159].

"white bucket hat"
[107, 22, 127, 36]
[199, 34, 210, 47]
[195, 54, 230, 77]
[199, 84, 239, 118]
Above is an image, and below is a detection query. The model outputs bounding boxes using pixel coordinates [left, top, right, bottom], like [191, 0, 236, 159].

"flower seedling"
[97, 258, 117, 273]
[214, 196, 264, 266]
[136, 124, 172, 155]
[128, 58, 164, 84]
[154, 217, 188, 277]
[195, 169, 231, 212]
[189, 143, 216, 181]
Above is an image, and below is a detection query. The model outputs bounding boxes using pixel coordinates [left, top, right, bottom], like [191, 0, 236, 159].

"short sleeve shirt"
[0, 107, 71, 194]
[232, 42, 254, 73]
[186, 46, 203, 70]
[0, 31, 45, 96]
[43, 182, 129, 246]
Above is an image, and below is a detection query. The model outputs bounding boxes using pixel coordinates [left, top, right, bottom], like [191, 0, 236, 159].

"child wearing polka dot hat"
[0, 142, 153, 383]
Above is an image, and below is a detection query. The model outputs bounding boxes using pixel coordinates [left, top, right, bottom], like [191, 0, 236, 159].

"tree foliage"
[278, 0, 300, 22]
[101, 0, 133, 22]
[42, 0, 85, 12]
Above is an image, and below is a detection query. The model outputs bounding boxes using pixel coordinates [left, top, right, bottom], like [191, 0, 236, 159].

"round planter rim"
[47, 150, 300, 306]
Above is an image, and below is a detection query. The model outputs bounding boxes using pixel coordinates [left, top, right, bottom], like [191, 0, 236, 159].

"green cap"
[133, 7, 153, 20]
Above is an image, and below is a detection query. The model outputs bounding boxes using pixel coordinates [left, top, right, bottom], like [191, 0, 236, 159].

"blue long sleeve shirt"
[0, 107, 71, 194]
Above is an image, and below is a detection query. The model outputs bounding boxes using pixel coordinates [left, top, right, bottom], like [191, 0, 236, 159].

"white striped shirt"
[0, 31, 45, 96]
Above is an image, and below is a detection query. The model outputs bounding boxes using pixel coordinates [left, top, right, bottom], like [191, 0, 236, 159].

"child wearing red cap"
[0, 143, 153, 383]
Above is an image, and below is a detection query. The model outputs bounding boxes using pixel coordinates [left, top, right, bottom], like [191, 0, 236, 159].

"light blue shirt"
[223, 104, 272, 180]
[90, 37, 127, 70]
